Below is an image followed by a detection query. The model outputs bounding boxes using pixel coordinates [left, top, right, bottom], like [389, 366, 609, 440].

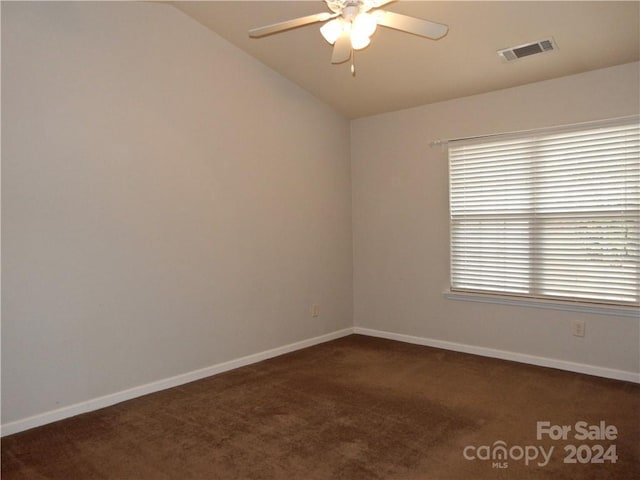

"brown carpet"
[2, 334, 639, 479]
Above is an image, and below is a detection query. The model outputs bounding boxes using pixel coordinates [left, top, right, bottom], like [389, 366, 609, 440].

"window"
[448, 117, 639, 307]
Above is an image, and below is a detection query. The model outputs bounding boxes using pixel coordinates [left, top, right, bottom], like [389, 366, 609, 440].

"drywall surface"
[2, 2, 352, 425]
[352, 62, 640, 375]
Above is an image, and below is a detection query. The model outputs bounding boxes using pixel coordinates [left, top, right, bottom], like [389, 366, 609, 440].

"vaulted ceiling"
[172, 1, 640, 119]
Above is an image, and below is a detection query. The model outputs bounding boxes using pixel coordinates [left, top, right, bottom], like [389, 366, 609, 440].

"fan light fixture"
[320, 11, 377, 51]
[248, 0, 449, 76]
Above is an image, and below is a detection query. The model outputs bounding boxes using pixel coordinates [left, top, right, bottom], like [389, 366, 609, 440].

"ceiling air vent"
[497, 38, 557, 62]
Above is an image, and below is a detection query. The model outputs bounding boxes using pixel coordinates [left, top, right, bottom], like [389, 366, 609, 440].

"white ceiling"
[171, 1, 640, 119]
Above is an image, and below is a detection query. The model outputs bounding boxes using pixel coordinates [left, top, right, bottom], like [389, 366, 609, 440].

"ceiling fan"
[248, 0, 448, 73]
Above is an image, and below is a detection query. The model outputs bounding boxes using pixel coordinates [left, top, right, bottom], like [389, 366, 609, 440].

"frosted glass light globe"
[350, 31, 371, 50]
[320, 19, 344, 45]
[352, 13, 377, 38]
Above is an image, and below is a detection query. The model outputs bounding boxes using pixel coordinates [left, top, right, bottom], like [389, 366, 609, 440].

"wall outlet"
[311, 304, 320, 317]
[572, 320, 586, 337]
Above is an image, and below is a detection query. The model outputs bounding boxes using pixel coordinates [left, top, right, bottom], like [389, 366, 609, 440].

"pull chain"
[350, 49, 356, 77]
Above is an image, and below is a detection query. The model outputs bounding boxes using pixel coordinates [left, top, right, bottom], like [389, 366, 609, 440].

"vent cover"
[497, 38, 557, 62]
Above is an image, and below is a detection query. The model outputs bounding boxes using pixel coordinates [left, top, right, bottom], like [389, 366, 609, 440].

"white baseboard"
[0, 328, 354, 437]
[4, 326, 637, 436]
[354, 327, 640, 384]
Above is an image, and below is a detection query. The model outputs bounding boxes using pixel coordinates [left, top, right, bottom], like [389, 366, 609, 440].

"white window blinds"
[448, 117, 640, 306]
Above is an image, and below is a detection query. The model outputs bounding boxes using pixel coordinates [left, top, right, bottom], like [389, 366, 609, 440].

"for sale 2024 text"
[538, 421, 618, 465]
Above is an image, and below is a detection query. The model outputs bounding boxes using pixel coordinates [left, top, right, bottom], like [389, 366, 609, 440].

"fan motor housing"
[342, 5, 360, 20]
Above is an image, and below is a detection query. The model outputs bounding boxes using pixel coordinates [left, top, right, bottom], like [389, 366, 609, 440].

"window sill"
[443, 291, 639, 318]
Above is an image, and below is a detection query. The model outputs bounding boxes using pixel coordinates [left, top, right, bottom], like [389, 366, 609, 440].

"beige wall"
[352, 62, 640, 375]
[1, 2, 352, 424]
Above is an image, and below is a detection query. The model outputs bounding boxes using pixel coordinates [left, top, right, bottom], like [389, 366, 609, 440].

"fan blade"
[249, 12, 336, 38]
[375, 11, 448, 39]
[331, 31, 352, 64]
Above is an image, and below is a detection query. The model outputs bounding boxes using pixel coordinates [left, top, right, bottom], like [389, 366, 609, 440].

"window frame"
[445, 116, 640, 315]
